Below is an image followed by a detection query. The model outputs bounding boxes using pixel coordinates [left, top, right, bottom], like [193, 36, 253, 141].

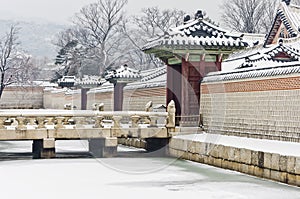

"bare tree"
[72, 0, 127, 74]
[132, 7, 185, 38]
[221, 0, 267, 33]
[0, 24, 38, 98]
[122, 7, 186, 69]
[221, 0, 300, 34]
[8, 54, 39, 85]
[0, 25, 20, 98]
[53, 0, 128, 77]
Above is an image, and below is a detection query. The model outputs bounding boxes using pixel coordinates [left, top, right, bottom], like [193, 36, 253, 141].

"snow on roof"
[265, 1, 300, 45]
[142, 12, 248, 52]
[89, 66, 167, 93]
[32, 81, 58, 87]
[140, 66, 166, 82]
[202, 61, 300, 83]
[125, 66, 166, 90]
[225, 45, 265, 62]
[241, 33, 265, 47]
[224, 41, 300, 70]
[228, 1, 300, 67]
[105, 64, 141, 83]
[88, 81, 114, 94]
[44, 87, 81, 95]
[75, 75, 105, 87]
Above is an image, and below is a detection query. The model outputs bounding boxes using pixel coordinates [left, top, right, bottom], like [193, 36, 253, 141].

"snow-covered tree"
[0, 25, 37, 98]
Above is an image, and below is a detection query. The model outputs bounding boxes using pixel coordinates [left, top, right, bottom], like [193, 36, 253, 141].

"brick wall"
[200, 75, 300, 142]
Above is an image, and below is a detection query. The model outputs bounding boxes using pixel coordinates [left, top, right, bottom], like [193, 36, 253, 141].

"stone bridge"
[0, 101, 176, 159]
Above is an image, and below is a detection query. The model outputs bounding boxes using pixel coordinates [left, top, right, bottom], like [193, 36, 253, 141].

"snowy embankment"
[175, 133, 300, 157]
[169, 132, 300, 187]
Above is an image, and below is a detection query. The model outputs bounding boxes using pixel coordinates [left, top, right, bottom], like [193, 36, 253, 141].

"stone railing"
[0, 100, 176, 131]
[0, 110, 173, 130]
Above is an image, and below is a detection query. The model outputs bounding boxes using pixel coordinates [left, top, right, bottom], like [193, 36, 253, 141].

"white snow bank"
[175, 133, 300, 157]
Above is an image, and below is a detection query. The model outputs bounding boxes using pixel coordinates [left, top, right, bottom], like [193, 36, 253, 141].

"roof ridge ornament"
[195, 10, 205, 19]
[283, 0, 291, 6]
[183, 14, 191, 24]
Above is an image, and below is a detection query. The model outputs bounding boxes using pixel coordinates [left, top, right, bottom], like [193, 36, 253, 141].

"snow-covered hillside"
[0, 20, 65, 58]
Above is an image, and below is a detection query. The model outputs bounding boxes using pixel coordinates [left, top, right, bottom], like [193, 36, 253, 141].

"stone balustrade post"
[46, 117, 54, 125]
[131, 115, 140, 128]
[0, 117, 7, 129]
[55, 117, 65, 129]
[166, 100, 176, 128]
[37, 117, 46, 128]
[65, 117, 74, 125]
[94, 116, 104, 128]
[149, 116, 158, 127]
[28, 117, 36, 127]
[112, 116, 122, 128]
[16, 117, 26, 130]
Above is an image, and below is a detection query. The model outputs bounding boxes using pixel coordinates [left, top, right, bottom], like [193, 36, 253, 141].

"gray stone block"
[287, 156, 296, 174]
[279, 155, 288, 172]
[264, 152, 272, 169]
[271, 153, 280, 171]
[251, 151, 259, 166]
[295, 157, 300, 175]
[228, 147, 235, 162]
[240, 148, 252, 164]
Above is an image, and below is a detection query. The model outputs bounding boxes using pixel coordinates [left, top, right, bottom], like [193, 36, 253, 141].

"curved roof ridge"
[141, 66, 167, 82]
[203, 63, 300, 83]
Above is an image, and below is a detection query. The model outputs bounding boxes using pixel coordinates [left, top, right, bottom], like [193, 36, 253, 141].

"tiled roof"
[125, 66, 167, 90]
[238, 43, 300, 68]
[226, 2, 300, 67]
[105, 64, 141, 83]
[89, 66, 167, 93]
[265, 1, 300, 45]
[140, 66, 167, 82]
[202, 63, 300, 83]
[88, 81, 114, 94]
[142, 13, 248, 51]
[75, 76, 105, 87]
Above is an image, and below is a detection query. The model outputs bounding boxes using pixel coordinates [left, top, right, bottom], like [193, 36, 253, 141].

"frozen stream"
[0, 140, 299, 199]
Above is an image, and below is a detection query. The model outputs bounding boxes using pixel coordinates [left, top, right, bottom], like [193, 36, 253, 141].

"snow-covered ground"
[0, 140, 299, 199]
[175, 133, 300, 157]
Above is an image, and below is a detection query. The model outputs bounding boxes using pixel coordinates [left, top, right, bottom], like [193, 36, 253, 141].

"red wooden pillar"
[114, 83, 126, 111]
[181, 58, 190, 117]
[167, 64, 181, 125]
[216, 54, 222, 71]
[181, 58, 203, 115]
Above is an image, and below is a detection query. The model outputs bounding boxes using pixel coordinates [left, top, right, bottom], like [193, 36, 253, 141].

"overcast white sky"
[0, 0, 224, 24]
